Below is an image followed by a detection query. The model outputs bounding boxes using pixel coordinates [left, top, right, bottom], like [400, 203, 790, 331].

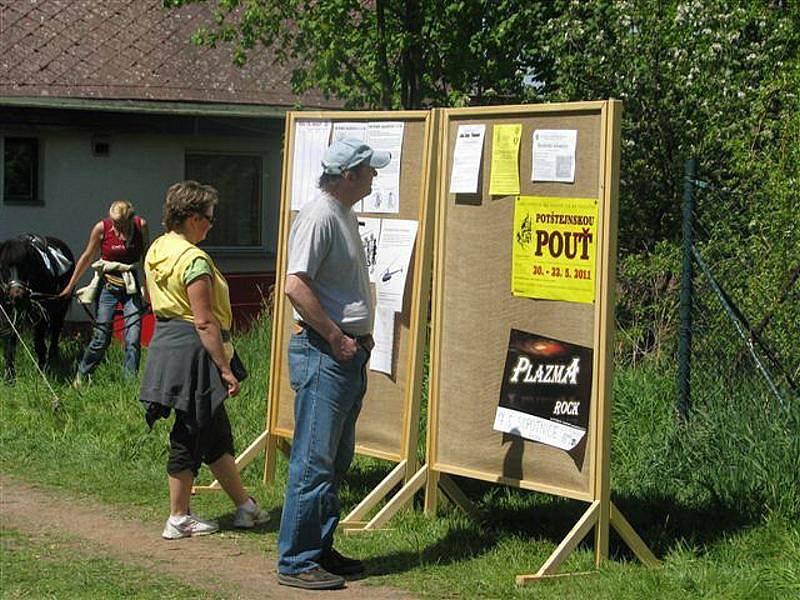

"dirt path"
[0, 475, 415, 599]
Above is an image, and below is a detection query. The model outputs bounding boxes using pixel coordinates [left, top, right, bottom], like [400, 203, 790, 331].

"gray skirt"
[139, 318, 227, 430]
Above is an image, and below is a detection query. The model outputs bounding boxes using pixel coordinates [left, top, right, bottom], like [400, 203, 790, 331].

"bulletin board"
[369, 101, 658, 581]
[195, 110, 437, 531]
[432, 105, 603, 499]
[271, 111, 434, 463]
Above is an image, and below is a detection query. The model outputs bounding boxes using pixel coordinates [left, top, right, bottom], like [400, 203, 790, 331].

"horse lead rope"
[0, 301, 61, 410]
[74, 296, 151, 335]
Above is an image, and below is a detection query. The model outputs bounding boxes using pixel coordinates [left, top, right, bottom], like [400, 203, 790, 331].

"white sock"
[238, 497, 256, 511]
[169, 514, 189, 525]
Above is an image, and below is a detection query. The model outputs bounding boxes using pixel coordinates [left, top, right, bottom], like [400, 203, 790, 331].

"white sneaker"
[233, 497, 270, 529]
[162, 513, 219, 539]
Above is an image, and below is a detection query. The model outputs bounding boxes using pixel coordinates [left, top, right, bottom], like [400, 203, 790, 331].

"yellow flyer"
[489, 123, 522, 196]
[512, 196, 598, 303]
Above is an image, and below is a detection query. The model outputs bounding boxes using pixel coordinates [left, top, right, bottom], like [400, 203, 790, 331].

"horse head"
[0, 237, 35, 307]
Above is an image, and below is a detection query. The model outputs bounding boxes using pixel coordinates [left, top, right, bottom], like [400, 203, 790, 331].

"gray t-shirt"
[287, 191, 373, 335]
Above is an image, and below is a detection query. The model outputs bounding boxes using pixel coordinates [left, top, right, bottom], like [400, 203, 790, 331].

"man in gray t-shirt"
[277, 138, 390, 591]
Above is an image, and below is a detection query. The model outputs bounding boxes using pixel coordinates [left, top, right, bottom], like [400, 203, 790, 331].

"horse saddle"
[24, 234, 73, 278]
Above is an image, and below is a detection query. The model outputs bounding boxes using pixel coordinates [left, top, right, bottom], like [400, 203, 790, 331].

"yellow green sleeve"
[183, 257, 212, 285]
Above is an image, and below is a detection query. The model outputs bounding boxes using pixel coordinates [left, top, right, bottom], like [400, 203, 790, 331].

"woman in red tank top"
[101, 214, 144, 264]
[60, 200, 149, 383]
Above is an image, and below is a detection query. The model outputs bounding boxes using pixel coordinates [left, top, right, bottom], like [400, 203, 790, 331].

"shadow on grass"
[366, 521, 499, 576]
[609, 491, 759, 559]
[216, 506, 283, 534]
[1, 336, 83, 386]
[47, 348, 83, 383]
[338, 460, 403, 509]
[364, 476, 762, 576]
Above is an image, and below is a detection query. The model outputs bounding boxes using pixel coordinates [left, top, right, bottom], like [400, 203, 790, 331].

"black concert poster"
[493, 329, 593, 453]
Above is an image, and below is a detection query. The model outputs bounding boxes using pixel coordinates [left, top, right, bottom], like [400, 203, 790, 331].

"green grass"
[2, 315, 799, 598]
[1, 527, 223, 599]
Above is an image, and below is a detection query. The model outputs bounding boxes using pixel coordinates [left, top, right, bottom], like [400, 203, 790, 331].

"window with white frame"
[185, 152, 263, 247]
[3, 137, 41, 205]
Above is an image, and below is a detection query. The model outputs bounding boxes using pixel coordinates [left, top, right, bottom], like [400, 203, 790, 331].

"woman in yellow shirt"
[140, 180, 268, 539]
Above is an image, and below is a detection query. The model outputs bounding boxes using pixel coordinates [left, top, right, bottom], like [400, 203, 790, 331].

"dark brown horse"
[0, 235, 74, 381]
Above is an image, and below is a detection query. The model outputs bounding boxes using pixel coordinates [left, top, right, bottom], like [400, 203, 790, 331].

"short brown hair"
[162, 180, 218, 232]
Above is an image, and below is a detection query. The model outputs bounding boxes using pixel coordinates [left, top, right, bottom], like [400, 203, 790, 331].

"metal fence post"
[677, 158, 696, 420]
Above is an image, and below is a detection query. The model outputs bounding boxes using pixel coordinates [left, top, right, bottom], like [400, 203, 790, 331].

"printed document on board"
[362, 122, 404, 213]
[358, 217, 382, 283]
[375, 219, 418, 312]
[291, 121, 332, 211]
[332, 121, 368, 142]
[531, 129, 577, 183]
[332, 122, 368, 210]
[370, 307, 395, 375]
[489, 123, 522, 196]
[449, 124, 486, 194]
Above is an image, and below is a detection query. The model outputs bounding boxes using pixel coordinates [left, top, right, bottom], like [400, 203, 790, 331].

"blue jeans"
[78, 282, 143, 377]
[277, 328, 369, 574]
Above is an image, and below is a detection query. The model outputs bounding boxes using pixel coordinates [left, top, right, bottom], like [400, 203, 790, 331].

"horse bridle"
[1, 266, 58, 301]
[1, 263, 25, 290]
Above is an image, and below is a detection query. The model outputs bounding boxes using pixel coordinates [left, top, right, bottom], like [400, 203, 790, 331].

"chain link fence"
[678, 160, 798, 419]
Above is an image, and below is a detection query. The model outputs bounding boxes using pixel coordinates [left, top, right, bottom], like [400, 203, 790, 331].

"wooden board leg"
[610, 502, 660, 567]
[595, 494, 611, 567]
[423, 467, 440, 518]
[340, 460, 407, 526]
[515, 501, 600, 585]
[191, 480, 222, 493]
[363, 465, 428, 531]
[438, 474, 480, 521]
[263, 433, 280, 484]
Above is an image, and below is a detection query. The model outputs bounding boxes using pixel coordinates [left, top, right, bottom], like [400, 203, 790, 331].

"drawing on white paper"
[374, 219, 418, 312]
[358, 217, 381, 283]
[362, 122, 404, 214]
[380, 260, 404, 283]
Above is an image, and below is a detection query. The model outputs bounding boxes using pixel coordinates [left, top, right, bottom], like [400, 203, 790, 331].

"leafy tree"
[536, 1, 799, 365]
[170, 0, 799, 366]
[536, 0, 799, 253]
[163, 0, 558, 109]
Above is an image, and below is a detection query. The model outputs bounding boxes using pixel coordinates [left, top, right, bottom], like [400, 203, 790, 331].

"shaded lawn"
[1, 319, 799, 598]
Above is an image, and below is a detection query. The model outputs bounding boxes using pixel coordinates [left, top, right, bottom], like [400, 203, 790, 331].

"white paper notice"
[332, 121, 368, 142]
[449, 124, 486, 194]
[493, 406, 586, 451]
[531, 129, 577, 183]
[362, 122, 404, 213]
[375, 219, 418, 312]
[357, 217, 382, 283]
[331, 122, 368, 211]
[291, 121, 332, 211]
[370, 307, 395, 375]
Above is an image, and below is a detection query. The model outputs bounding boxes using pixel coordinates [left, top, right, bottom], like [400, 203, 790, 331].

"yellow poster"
[489, 123, 522, 196]
[512, 196, 598, 303]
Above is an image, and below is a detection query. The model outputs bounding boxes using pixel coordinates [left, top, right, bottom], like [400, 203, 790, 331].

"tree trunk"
[375, 0, 393, 109]
[402, 0, 423, 108]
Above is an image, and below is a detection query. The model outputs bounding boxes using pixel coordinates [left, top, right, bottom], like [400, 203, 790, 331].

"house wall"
[1, 111, 284, 321]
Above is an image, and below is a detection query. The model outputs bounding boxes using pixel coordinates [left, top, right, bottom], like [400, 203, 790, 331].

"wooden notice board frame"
[197, 110, 437, 533]
[367, 101, 659, 581]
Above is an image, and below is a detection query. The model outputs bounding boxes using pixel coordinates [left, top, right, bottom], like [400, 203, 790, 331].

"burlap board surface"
[433, 109, 604, 498]
[275, 117, 429, 461]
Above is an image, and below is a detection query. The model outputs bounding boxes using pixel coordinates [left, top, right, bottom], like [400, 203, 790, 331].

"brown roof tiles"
[0, 0, 340, 108]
